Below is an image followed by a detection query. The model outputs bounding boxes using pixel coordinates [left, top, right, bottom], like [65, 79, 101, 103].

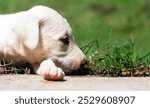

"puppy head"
[13, 6, 86, 72]
[35, 6, 86, 72]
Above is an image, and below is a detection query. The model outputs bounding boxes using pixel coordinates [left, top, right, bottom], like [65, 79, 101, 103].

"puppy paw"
[37, 59, 65, 81]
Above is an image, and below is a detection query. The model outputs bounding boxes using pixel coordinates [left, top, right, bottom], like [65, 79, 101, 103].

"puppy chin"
[52, 59, 81, 73]
[60, 62, 81, 73]
[55, 63, 73, 73]
[61, 67, 72, 73]
[54, 62, 74, 73]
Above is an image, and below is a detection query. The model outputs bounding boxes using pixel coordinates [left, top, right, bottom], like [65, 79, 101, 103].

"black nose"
[81, 58, 87, 67]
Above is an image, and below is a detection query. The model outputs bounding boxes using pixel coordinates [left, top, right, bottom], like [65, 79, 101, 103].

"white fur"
[0, 5, 85, 80]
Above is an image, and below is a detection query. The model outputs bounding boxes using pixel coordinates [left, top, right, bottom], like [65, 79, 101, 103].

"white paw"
[37, 59, 65, 80]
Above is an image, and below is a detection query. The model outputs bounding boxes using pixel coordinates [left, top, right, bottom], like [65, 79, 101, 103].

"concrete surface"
[0, 74, 150, 91]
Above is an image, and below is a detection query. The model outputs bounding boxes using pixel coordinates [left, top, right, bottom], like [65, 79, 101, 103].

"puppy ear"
[12, 14, 39, 49]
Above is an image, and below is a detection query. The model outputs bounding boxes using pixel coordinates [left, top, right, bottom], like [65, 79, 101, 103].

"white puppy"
[0, 5, 86, 80]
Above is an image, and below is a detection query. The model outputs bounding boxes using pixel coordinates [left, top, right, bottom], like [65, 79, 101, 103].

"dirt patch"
[66, 67, 150, 77]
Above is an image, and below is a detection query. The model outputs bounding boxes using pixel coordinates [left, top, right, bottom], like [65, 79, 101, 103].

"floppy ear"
[12, 14, 39, 49]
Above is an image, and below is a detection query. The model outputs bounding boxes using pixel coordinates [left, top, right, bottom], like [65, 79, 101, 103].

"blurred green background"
[0, 0, 150, 55]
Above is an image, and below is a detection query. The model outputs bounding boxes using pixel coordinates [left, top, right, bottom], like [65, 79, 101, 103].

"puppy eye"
[59, 36, 70, 44]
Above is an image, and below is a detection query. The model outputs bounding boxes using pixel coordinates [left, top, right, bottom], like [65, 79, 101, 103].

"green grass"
[85, 39, 150, 76]
[0, 59, 30, 74]
[0, 0, 150, 76]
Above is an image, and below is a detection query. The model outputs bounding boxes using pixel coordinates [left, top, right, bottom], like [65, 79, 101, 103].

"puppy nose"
[81, 58, 87, 67]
